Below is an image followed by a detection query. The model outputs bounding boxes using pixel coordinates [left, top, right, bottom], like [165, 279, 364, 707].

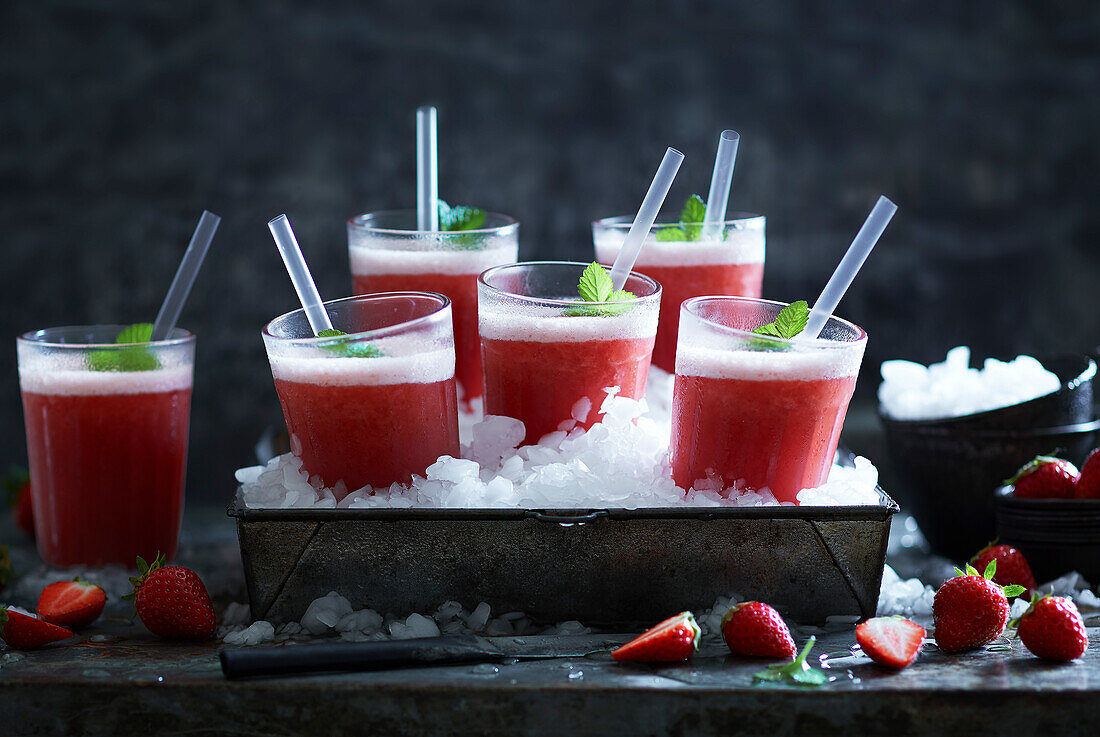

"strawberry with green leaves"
[720, 601, 797, 659]
[37, 578, 107, 629]
[1006, 456, 1079, 499]
[127, 554, 216, 640]
[0, 609, 72, 650]
[1010, 594, 1088, 661]
[933, 560, 1026, 653]
[970, 542, 1036, 595]
[611, 611, 700, 663]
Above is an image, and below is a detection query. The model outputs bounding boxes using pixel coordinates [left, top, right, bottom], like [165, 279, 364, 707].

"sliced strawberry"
[37, 578, 107, 629]
[1075, 448, 1100, 499]
[0, 609, 72, 650]
[1006, 456, 1079, 499]
[856, 616, 926, 669]
[611, 611, 700, 663]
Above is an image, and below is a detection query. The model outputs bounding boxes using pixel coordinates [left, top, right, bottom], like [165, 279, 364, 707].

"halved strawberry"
[611, 611, 700, 663]
[37, 578, 107, 629]
[0, 609, 72, 650]
[856, 616, 926, 669]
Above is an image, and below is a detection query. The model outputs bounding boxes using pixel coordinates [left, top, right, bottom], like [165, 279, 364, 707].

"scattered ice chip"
[223, 621, 275, 646]
[876, 565, 935, 618]
[301, 592, 353, 635]
[878, 346, 1062, 420]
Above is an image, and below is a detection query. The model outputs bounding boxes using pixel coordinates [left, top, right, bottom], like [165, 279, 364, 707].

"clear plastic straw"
[150, 210, 220, 341]
[267, 214, 334, 334]
[608, 147, 685, 291]
[702, 130, 740, 240]
[802, 196, 897, 339]
[416, 105, 439, 231]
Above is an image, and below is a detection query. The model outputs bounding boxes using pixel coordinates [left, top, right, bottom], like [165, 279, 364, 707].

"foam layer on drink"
[18, 361, 193, 395]
[593, 229, 764, 266]
[479, 303, 659, 343]
[349, 237, 517, 276]
[268, 348, 455, 386]
[676, 343, 864, 381]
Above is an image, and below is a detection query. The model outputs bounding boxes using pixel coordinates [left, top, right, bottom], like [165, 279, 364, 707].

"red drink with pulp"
[478, 262, 660, 446]
[263, 292, 460, 495]
[348, 211, 519, 407]
[17, 327, 195, 566]
[669, 297, 866, 504]
[594, 215, 765, 373]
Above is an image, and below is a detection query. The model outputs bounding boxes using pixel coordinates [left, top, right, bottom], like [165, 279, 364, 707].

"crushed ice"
[879, 346, 1062, 420]
[237, 371, 883, 510]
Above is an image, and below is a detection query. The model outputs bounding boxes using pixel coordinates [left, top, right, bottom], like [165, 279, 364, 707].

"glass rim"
[17, 326, 195, 350]
[681, 295, 867, 348]
[478, 260, 661, 308]
[348, 209, 520, 237]
[262, 291, 452, 346]
[592, 212, 764, 230]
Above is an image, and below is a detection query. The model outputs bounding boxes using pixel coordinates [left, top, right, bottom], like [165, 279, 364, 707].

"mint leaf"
[753, 636, 828, 688]
[1003, 585, 1027, 599]
[681, 194, 706, 224]
[752, 301, 809, 340]
[565, 263, 637, 317]
[680, 194, 706, 241]
[437, 200, 487, 232]
[655, 227, 687, 242]
[316, 329, 383, 358]
[86, 323, 160, 372]
[577, 262, 614, 303]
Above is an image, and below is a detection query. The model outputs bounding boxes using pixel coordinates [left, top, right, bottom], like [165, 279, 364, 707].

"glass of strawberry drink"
[263, 292, 460, 495]
[478, 261, 661, 445]
[18, 326, 195, 566]
[592, 210, 764, 373]
[347, 210, 518, 408]
[670, 296, 866, 503]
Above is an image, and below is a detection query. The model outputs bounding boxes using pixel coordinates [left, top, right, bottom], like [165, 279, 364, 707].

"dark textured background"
[2, 0, 1098, 502]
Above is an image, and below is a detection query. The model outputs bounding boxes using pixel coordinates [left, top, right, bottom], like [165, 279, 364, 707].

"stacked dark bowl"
[879, 354, 1098, 561]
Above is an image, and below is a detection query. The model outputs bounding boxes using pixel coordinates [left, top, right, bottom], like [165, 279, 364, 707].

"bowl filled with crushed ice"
[878, 347, 1099, 559]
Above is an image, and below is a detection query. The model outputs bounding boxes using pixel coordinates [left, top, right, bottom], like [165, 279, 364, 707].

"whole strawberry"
[127, 554, 215, 640]
[970, 543, 1036, 595]
[0, 609, 72, 650]
[1011, 594, 1088, 661]
[933, 561, 1026, 653]
[1075, 448, 1100, 499]
[0, 545, 12, 596]
[37, 578, 107, 629]
[611, 611, 700, 663]
[1007, 456, 1079, 499]
[721, 601, 797, 659]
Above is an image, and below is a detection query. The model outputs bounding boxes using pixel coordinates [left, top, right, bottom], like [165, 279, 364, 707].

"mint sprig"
[438, 200, 486, 232]
[86, 323, 160, 372]
[752, 301, 809, 339]
[654, 194, 707, 242]
[563, 262, 637, 317]
[753, 636, 828, 688]
[316, 329, 383, 358]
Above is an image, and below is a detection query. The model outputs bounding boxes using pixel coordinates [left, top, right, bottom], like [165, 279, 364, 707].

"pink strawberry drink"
[263, 292, 460, 494]
[348, 211, 519, 407]
[670, 297, 866, 504]
[17, 326, 195, 567]
[593, 214, 765, 373]
[478, 262, 660, 445]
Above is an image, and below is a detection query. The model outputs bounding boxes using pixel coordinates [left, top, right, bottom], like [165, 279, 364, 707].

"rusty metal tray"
[228, 485, 898, 627]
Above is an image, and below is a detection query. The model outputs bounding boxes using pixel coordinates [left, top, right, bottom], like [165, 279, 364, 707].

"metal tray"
[228, 488, 898, 627]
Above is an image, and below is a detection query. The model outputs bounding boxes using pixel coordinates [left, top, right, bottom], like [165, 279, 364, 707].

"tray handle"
[525, 510, 609, 524]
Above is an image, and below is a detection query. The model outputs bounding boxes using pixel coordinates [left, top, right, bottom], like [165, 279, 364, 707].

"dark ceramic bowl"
[880, 414, 1100, 561]
[995, 487, 1100, 583]
[880, 354, 1095, 431]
